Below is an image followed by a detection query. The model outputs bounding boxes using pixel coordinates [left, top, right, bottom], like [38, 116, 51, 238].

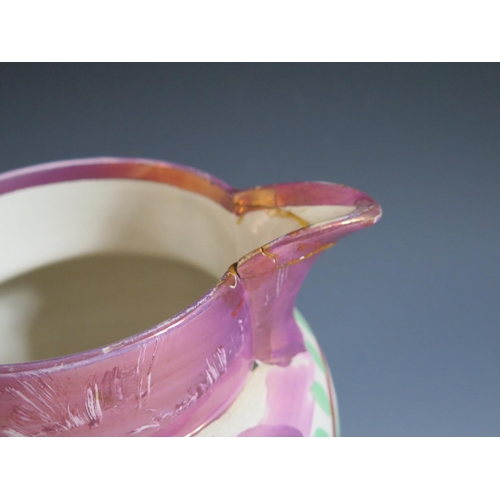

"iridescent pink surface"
[0, 158, 381, 436]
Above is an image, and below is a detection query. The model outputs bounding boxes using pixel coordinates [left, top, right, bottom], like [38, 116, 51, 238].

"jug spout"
[232, 182, 382, 366]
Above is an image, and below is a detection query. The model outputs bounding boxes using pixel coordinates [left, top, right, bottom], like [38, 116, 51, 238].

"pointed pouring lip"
[230, 181, 382, 366]
[232, 181, 382, 280]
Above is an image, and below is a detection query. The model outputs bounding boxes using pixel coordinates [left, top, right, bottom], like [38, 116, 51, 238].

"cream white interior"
[0, 179, 355, 363]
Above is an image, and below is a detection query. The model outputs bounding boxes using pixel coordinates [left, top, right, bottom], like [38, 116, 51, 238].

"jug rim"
[0, 157, 381, 374]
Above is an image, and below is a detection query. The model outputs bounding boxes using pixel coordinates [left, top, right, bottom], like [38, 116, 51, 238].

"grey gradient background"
[0, 63, 498, 436]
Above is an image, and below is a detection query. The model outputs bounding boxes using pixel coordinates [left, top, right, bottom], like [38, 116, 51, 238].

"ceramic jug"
[0, 158, 381, 437]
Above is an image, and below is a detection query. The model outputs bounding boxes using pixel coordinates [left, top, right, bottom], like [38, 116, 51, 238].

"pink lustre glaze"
[0, 158, 381, 436]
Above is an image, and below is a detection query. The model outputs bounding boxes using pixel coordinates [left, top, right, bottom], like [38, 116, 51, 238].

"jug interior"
[0, 254, 217, 363]
[0, 177, 356, 364]
[0, 178, 234, 364]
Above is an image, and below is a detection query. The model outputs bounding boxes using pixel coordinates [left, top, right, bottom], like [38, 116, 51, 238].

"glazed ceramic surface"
[0, 158, 381, 436]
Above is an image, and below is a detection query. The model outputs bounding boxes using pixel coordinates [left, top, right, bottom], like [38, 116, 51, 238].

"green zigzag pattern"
[294, 309, 337, 437]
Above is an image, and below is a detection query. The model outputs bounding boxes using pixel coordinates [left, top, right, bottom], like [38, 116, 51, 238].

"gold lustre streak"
[275, 242, 336, 268]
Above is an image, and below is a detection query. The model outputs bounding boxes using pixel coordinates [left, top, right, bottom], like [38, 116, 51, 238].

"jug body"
[0, 158, 380, 436]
